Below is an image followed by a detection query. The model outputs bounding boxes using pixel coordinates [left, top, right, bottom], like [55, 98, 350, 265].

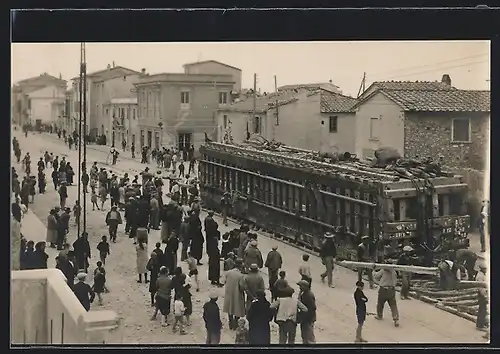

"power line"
[369, 60, 489, 82]
[369, 52, 489, 79]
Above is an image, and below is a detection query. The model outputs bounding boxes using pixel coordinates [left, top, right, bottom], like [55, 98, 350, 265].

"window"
[452, 118, 471, 143]
[181, 91, 190, 107]
[133, 108, 136, 119]
[370, 117, 379, 139]
[27, 99, 31, 110]
[120, 117, 125, 126]
[329, 116, 338, 133]
[105, 108, 109, 117]
[219, 92, 228, 104]
[223, 115, 228, 129]
[254, 116, 261, 134]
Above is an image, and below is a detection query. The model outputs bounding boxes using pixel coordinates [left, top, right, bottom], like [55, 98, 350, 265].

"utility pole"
[356, 72, 366, 98]
[274, 75, 279, 126]
[78, 42, 88, 236]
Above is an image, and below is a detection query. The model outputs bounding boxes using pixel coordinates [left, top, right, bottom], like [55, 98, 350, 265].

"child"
[224, 252, 236, 271]
[93, 262, 106, 305]
[234, 318, 249, 344]
[354, 281, 368, 343]
[73, 201, 81, 226]
[298, 254, 312, 289]
[221, 232, 232, 259]
[273, 270, 289, 299]
[186, 252, 199, 292]
[91, 189, 100, 211]
[172, 294, 187, 334]
[182, 275, 193, 326]
[97, 236, 110, 265]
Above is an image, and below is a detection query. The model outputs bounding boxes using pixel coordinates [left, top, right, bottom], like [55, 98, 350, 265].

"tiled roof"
[183, 60, 242, 72]
[72, 66, 141, 81]
[219, 91, 298, 113]
[371, 81, 452, 91]
[320, 90, 358, 113]
[16, 74, 66, 86]
[381, 89, 490, 112]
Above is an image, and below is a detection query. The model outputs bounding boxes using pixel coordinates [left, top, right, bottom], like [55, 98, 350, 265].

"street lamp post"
[158, 122, 163, 148]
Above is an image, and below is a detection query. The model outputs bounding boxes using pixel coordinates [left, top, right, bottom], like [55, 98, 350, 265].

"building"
[278, 80, 342, 94]
[217, 88, 357, 153]
[353, 74, 490, 221]
[183, 60, 242, 92]
[133, 73, 235, 151]
[103, 97, 138, 148]
[71, 64, 143, 139]
[12, 73, 67, 127]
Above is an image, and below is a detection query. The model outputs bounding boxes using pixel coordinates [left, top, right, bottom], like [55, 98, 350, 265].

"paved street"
[14, 131, 487, 344]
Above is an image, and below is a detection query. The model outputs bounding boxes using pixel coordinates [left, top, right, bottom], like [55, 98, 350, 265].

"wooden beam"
[383, 184, 468, 198]
[340, 260, 440, 275]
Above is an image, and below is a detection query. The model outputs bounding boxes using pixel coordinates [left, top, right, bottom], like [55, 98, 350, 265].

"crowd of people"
[12, 131, 489, 344]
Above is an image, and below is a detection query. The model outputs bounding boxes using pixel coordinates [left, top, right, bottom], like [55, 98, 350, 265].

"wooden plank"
[384, 184, 468, 198]
[340, 261, 440, 275]
[386, 199, 395, 222]
[459, 280, 488, 288]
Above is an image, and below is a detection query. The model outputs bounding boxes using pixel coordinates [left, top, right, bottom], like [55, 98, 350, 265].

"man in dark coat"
[105, 205, 123, 243]
[56, 254, 76, 289]
[137, 195, 152, 229]
[203, 292, 223, 344]
[73, 273, 95, 311]
[297, 280, 317, 344]
[188, 211, 204, 265]
[164, 233, 180, 275]
[265, 246, 283, 300]
[57, 208, 71, 250]
[244, 264, 265, 311]
[247, 290, 273, 345]
[73, 232, 91, 273]
[204, 211, 220, 254]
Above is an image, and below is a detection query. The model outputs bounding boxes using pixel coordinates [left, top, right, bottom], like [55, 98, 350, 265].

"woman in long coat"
[207, 237, 222, 286]
[247, 290, 274, 344]
[188, 212, 204, 265]
[46, 209, 58, 248]
[136, 241, 149, 283]
[146, 252, 161, 306]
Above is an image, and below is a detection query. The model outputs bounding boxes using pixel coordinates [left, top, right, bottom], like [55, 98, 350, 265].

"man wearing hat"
[397, 245, 415, 300]
[203, 292, 222, 344]
[297, 280, 316, 344]
[265, 246, 283, 300]
[73, 273, 95, 311]
[223, 258, 246, 330]
[244, 264, 265, 312]
[244, 240, 263, 273]
[373, 263, 400, 327]
[357, 236, 374, 289]
[319, 232, 337, 288]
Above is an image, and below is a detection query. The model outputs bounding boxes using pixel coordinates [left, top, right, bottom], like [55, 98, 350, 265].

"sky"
[11, 41, 490, 97]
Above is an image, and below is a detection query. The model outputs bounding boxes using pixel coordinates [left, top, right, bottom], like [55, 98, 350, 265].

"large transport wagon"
[198, 141, 470, 265]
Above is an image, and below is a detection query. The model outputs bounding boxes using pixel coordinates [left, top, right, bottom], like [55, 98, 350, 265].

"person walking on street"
[373, 264, 400, 327]
[105, 205, 122, 243]
[265, 245, 282, 301]
[73, 273, 95, 311]
[247, 290, 273, 345]
[396, 245, 415, 300]
[319, 232, 336, 288]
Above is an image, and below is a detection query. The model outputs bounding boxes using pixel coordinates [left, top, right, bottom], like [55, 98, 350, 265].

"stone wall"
[11, 217, 21, 271]
[403, 112, 489, 171]
[11, 269, 119, 345]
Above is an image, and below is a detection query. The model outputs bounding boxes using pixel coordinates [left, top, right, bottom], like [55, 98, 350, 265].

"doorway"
[112, 130, 115, 147]
[178, 132, 192, 151]
[147, 130, 152, 148]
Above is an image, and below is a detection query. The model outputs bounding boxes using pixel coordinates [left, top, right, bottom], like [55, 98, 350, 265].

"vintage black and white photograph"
[11, 40, 490, 345]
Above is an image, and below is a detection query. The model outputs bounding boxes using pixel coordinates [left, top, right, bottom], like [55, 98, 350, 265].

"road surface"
[13, 131, 488, 344]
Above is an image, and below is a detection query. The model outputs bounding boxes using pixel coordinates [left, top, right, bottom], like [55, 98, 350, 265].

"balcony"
[11, 269, 119, 345]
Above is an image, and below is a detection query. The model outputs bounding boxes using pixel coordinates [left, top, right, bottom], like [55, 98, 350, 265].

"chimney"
[141, 68, 146, 74]
[441, 74, 451, 86]
[107, 64, 111, 70]
[112, 61, 115, 68]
